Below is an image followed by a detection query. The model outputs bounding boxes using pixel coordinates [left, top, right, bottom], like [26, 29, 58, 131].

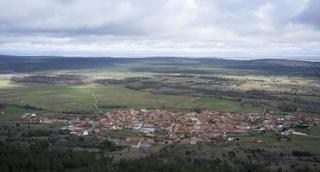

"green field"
[1, 56, 319, 116]
[254, 128, 320, 152]
[0, 81, 260, 115]
[290, 134, 320, 152]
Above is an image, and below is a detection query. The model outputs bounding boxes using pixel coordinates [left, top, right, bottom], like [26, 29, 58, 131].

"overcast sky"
[0, 0, 319, 59]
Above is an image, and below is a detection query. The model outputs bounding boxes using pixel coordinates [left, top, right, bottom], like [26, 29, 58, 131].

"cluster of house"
[21, 109, 320, 148]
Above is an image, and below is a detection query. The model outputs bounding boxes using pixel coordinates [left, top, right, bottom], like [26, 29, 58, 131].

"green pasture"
[0, 82, 261, 114]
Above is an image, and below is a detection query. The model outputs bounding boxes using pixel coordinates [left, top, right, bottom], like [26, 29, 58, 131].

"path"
[88, 88, 102, 114]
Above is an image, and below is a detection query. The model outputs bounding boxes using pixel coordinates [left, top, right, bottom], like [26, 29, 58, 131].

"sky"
[0, 0, 319, 59]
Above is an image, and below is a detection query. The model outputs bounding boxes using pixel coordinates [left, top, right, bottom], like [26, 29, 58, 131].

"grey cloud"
[0, 0, 152, 36]
[0, 22, 143, 37]
[0, 0, 319, 58]
[296, 0, 320, 29]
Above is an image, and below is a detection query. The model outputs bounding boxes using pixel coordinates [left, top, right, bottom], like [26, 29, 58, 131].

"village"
[22, 109, 320, 149]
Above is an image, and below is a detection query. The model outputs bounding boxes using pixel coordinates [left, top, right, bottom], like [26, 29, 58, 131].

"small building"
[132, 122, 143, 130]
[126, 137, 144, 148]
[180, 138, 197, 145]
[237, 137, 258, 143]
[163, 140, 173, 144]
[82, 130, 89, 136]
[139, 142, 151, 149]
[93, 128, 100, 134]
[146, 138, 155, 144]
[59, 125, 74, 134]
[144, 133, 155, 138]
[110, 125, 122, 130]
[141, 127, 155, 134]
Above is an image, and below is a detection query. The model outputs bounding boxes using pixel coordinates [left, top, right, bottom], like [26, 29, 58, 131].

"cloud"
[296, 0, 320, 30]
[0, 0, 319, 58]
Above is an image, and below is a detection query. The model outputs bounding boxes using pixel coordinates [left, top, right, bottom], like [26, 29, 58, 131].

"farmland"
[1, 56, 320, 116]
[0, 82, 260, 116]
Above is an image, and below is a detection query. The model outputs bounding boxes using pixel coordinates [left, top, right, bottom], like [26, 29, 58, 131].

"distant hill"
[0, 55, 320, 76]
